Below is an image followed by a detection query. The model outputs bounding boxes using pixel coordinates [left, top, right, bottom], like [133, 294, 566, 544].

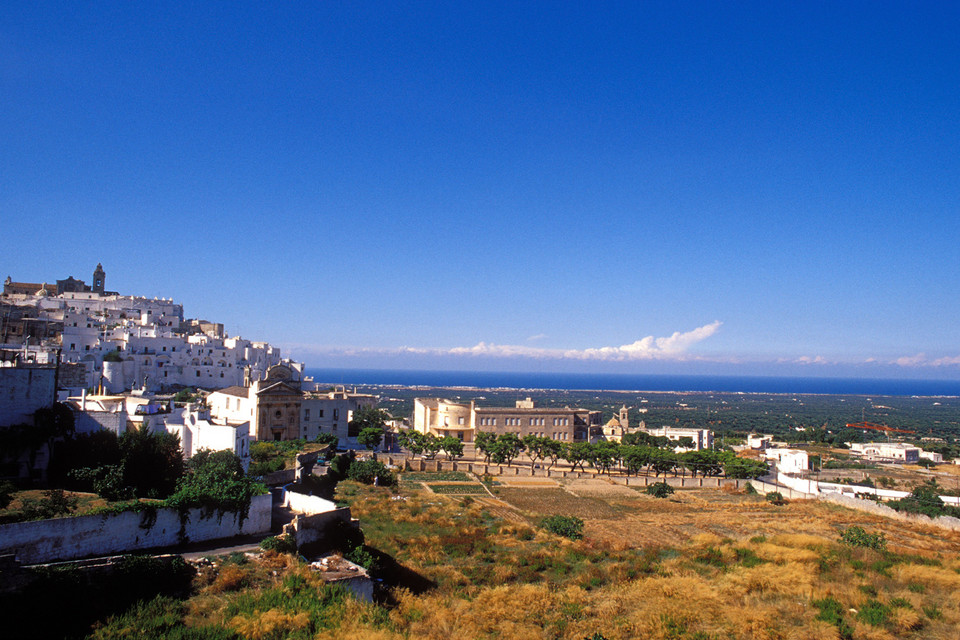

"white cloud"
[299, 321, 723, 362]
[527, 333, 548, 342]
[794, 355, 828, 365]
[446, 322, 722, 361]
[894, 353, 928, 367]
[897, 353, 960, 367]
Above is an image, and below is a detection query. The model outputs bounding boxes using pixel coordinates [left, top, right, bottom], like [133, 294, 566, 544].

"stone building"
[413, 397, 601, 443]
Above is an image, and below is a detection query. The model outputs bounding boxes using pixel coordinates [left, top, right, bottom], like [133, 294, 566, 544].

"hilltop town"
[3, 266, 960, 639]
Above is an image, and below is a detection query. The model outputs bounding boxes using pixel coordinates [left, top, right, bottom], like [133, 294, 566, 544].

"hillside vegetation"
[83, 474, 960, 640]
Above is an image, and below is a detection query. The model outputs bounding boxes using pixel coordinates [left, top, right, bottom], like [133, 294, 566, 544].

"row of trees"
[396, 430, 465, 460]
[397, 430, 768, 480]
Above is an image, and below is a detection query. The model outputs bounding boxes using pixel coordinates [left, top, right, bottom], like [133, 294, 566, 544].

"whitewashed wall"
[0, 493, 271, 564]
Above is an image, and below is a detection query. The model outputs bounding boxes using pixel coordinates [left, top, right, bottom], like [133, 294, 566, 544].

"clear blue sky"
[3, 2, 959, 379]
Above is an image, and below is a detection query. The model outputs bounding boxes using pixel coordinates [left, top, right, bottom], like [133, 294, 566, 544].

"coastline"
[304, 367, 960, 398]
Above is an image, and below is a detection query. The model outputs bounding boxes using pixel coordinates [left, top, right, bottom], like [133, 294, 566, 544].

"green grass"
[402, 471, 473, 482]
[427, 483, 486, 494]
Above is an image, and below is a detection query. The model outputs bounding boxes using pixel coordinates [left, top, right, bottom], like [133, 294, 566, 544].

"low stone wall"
[287, 509, 355, 551]
[748, 478, 816, 500]
[263, 468, 296, 486]
[819, 492, 960, 532]
[0, 493, 272, 565]
[387, 456, 746, 490]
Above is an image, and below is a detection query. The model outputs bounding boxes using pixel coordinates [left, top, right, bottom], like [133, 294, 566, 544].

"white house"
[164, 406, 251, 471]
[642, 426, 714, 451]
[763, 448, 809, 474]
[848, 442, 920, 464]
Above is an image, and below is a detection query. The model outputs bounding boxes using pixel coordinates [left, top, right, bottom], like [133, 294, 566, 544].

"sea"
[304, 368, 960, 397]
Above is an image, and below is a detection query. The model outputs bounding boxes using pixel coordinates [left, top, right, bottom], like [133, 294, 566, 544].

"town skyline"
[3, 3, 960, 380]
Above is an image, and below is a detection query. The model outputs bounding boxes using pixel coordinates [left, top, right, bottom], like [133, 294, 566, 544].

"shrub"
[0, 481, 17, 510]
[813, 597, 854, 640]
[540, 514, 584, 540]
[743, 482, 758, 495]
[765, 491, 785, 505]
[347, 459, 395, 486]
[345, 545, 377, 571]
[260, 534, 297, 554]
[19, 488, 79, 520]
[645, 482, 674, 498]
[856, 599, 890, 626]
[695, 547, 725, 568]
[839, 525, 886, 551]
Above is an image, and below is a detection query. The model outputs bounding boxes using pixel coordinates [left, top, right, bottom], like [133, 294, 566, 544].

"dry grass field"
[87, 473, 960, 640]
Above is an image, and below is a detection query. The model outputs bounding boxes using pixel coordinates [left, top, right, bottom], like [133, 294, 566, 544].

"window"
[304, 409, 310, 420]
[196, 370, 200, 377]
[275, 410, 282, 419]
[458, 417, 464, 425]
[318, 409, 324, 418]
[333, 409, 339, 420]
[85, 345, 90, 351]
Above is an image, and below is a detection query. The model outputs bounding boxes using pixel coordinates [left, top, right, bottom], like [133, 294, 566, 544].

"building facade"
[641, 426, 714, 451]
[413, 397, 601, 443]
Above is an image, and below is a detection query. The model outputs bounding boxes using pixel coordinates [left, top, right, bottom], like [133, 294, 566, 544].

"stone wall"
[0, 365, 56, 427]
[384, 456, 747, 490]
[820, 492, 960, 532]
[0, 493, 272, 565]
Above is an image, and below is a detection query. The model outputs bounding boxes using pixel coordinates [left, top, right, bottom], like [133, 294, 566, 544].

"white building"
[919, 451, 944, 464]
[747, 433, 772, 449]
[641, 426, 714, 451]
[848, 442, 920, 464]
[763, 448, 810, 474]
[4, 283, 289, 393]
[164, 406, 251, 471]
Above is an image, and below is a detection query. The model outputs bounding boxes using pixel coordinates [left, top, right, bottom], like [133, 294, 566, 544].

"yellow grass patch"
[894, 563, 960, 589]
[228, 609, 310, 639]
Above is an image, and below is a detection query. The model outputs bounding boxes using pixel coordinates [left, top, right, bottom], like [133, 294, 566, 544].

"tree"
[422, 433, 443, 460]
[166, 449, 265, 523]
[681, 450, 722, 477]
[649, 449, 677, 477]
[314, 432, 338, 447]
[347, 406, 389, 438]
[723, 457, 768, 480]
[439, 436, 464, 460]
[0, 481, 16, 510]
[399, 430, 427, 457]
[474, 431, 496, 464]
[523, 435, 548, 468]
[588, 443, 617, 475]
[357, 426, 384, 450]
[119, 426, 184, 499]
[564, 442, 591, 472]
[622, 445, 651, 476]
[542, 439, 564, 470]
[489, 433, 524, 466]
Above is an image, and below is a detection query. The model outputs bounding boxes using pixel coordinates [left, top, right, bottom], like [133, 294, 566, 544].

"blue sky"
[3, 2, 960, 379]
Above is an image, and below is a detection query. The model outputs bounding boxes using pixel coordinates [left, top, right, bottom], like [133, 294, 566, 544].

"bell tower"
[92, 263, 105, 295]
